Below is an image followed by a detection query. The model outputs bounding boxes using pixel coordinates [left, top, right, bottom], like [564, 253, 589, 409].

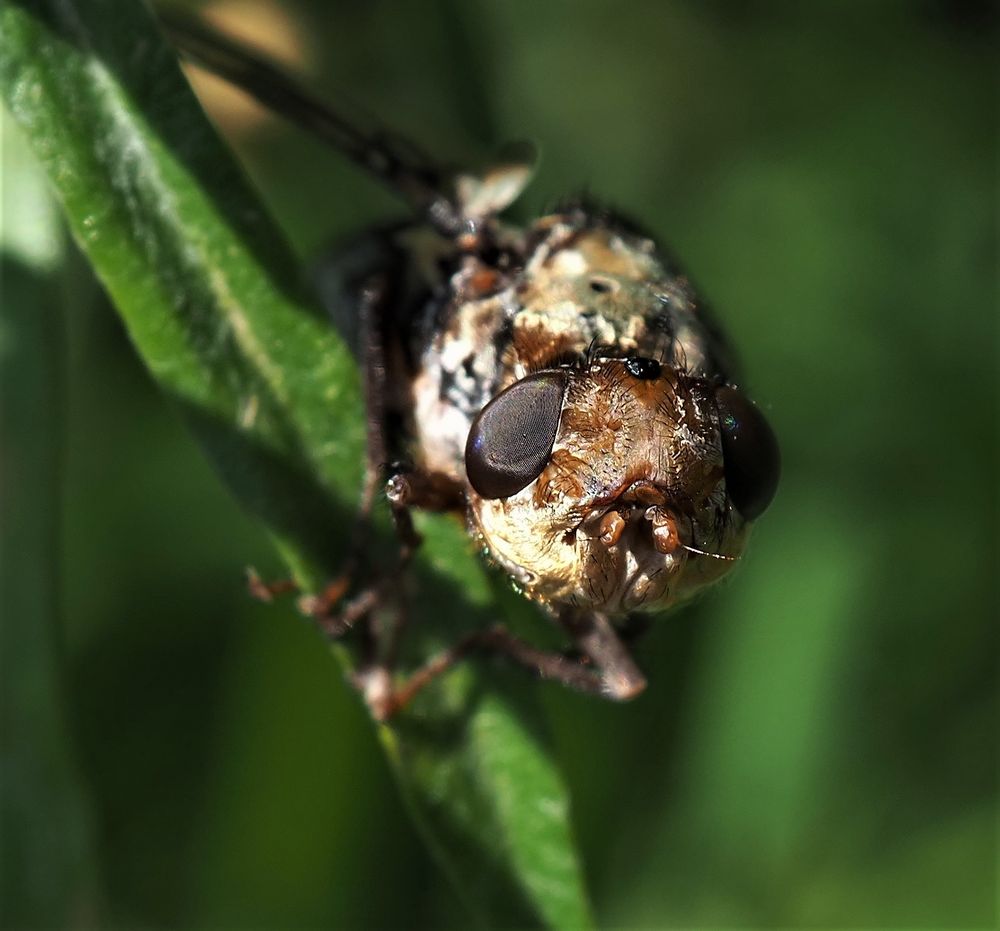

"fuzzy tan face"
[465, 358, 752, 614]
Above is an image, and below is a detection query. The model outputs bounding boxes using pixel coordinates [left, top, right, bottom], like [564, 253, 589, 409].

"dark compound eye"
[715, 385, 780, 521]
[465, 371, 567, 499]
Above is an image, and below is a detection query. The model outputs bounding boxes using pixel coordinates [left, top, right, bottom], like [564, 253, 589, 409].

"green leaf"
[0, 2, 593, 927]
[383, 515, 593, 929]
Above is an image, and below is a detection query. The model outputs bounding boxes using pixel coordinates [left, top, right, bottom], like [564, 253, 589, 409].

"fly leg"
[243, 264, 466, 717]
[363, 626, 601, 721]
[247, 270, 405, 642]
[300, 270, 407, 649]
[349, 467, 467, 719]
[556, 608, 648, 700]
[309, 271, 469, 713]
[366, 609, 647, 720]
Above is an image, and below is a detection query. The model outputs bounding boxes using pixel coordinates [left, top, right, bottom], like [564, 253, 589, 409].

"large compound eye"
[465, 371, 567, 499]
[715, 385, 780, 521]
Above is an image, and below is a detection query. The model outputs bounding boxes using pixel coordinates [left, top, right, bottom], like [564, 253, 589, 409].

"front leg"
[278, 268, 400, 615]
[248, 271, 413, 641]
[556, 608, 648, 700]
[363, 608, 647, 720]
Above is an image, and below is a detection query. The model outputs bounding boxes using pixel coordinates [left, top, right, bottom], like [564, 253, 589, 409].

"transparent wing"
[162, 10, 471, 232]
[163, 12, 539, 233]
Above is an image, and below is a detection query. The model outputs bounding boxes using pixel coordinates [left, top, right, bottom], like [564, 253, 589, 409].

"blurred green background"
[2, 0, 996, 927]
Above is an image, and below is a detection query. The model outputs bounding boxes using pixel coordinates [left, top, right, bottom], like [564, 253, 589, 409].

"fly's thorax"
[408, 210, 729, 485]
[506, 214, 725, 381]
[468, 358, 748, 614]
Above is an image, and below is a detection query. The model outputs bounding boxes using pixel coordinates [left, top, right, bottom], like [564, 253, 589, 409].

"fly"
[165, 14, 780, 719]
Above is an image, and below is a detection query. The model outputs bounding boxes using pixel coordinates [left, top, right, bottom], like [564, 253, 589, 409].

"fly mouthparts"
[644, 505, 681, 555]
[598, 510, 626, 547]
[618, 480, 668, 506]
[642, 506, 737, 561]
